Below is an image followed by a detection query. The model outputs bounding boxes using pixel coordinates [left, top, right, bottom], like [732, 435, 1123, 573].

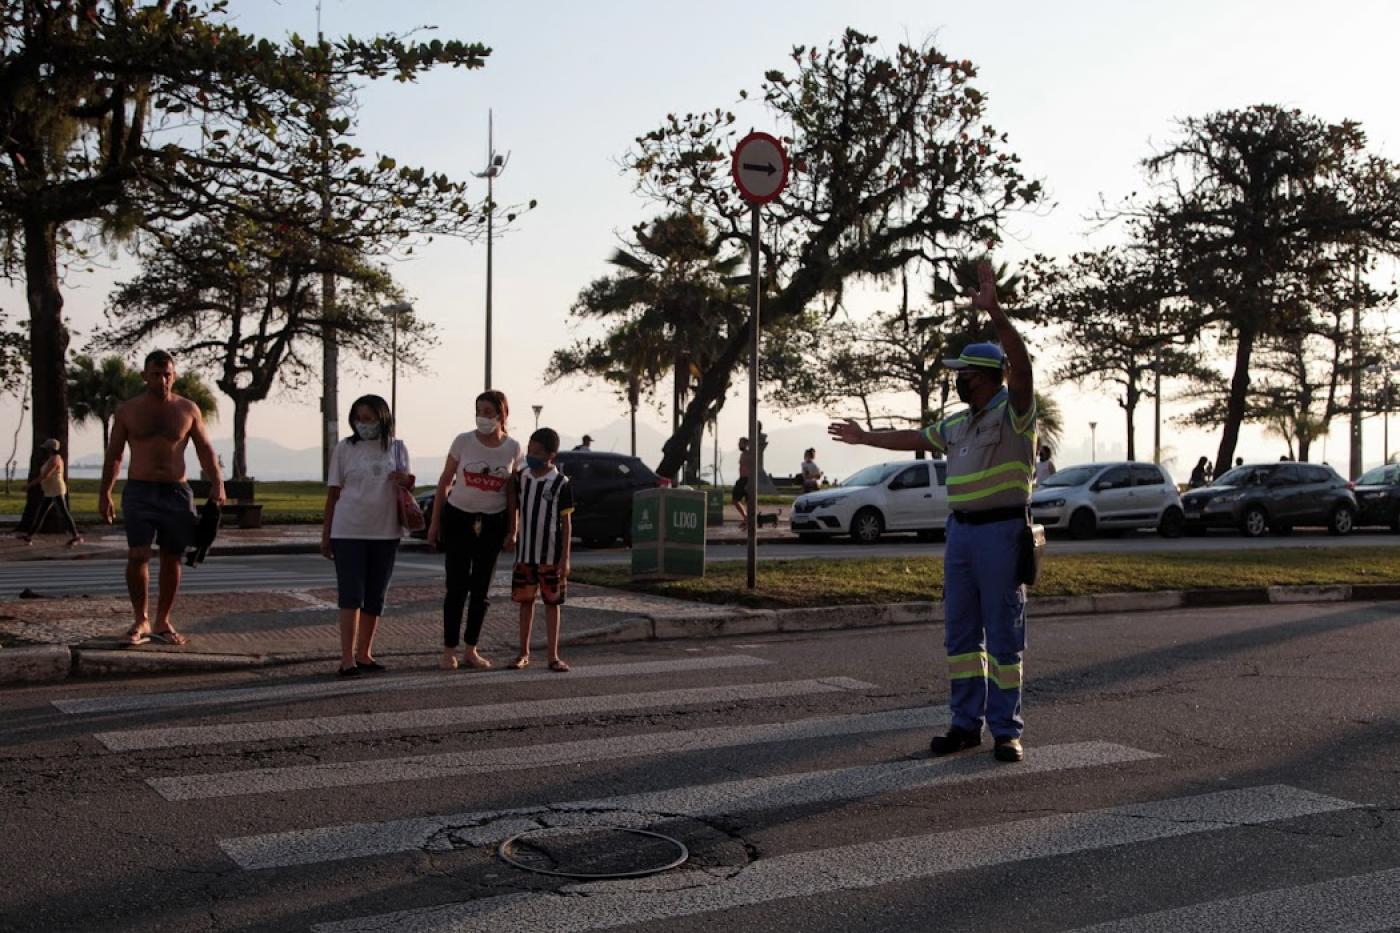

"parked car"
[412, 450, 668, 546]
[1179, 461, 1357, 537]
[790, 459, 948, 544]
[1353, 463, 1400, 532]
[1031, 461, 1184, 539]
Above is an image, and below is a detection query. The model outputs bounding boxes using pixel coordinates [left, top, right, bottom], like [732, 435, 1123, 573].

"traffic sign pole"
[747, 205, 760, 589]
[731, 131, 789, 591]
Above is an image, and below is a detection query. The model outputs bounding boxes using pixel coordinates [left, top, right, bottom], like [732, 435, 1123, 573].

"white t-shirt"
[445, 432, 522, 514]
[328, 438, 406, 539]
[801, 459, 821, 480]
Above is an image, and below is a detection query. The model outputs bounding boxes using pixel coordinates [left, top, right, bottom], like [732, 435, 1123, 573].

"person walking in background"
[508, 427, 575, 673]
[733, 437, 754, 527]
[321, 395, 412, 677]
[800, 448, 823, 493]
[19, 439, 83, 548]
[1234, 457, 1244, 468]
[1034, 446, 1056, 485]
[572, 434, 593, 451]
[100, 350, 224, 647]
[428, 390, 521, 670]
[830, 260, 1035, 764]
[1189, 456, 1210, 488]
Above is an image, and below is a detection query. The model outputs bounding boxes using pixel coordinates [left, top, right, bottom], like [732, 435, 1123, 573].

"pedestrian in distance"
[1234, 457, 1244, 468]
[1189, 456, 1210, 489]
[99, 350, 225, 647]
[320, 395, 413, 677]
[427, 390, 521, 670]
[572, 434, 593, 451]
[1034, 445, 1056, 484]
[829, 260, 1034, 764]
[507, 427, 575, 673]
[800, 447, 823, 493]
[19, 439, 83, 548]
[733, 437, 753, 527]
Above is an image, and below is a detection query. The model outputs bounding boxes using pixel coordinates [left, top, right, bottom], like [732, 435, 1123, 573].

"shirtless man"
[99, 350, 225, 646]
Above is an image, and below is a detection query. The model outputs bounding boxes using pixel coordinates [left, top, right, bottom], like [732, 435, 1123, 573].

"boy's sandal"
[507, 656, 530, 670]
[150, 628, 189, 646]
[548, 658, 571, 673]
[122, 624, 150, 647]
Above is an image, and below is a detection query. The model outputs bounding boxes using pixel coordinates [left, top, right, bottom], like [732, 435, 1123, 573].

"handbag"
[392, 440, 425, 533]
[1017, 519, 1046, 587]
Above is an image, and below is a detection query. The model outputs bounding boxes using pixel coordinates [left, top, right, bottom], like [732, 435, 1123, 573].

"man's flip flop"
[122, 626, 150, 647]
[548, 659, 570, 673]
[507, 656, 530, 670]
[150, 629, 189, 646]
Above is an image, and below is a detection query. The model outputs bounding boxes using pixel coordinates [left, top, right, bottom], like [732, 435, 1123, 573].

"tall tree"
[67, 353, 140, 451]
[1130, 105, 1400, 472]
[626, 30, 1041, 477]
[97, 214, 426, 478]
[0, 1, 493, 489]
[546, 317, 670, 457]
[1027, 245, 1213, 461]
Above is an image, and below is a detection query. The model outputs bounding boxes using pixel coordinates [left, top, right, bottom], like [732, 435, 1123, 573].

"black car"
[1179, 462, 1357, 537]
[413, 450, 668, 546]
[1354, 463, 1400, 532]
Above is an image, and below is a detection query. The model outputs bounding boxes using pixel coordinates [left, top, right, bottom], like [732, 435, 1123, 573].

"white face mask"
[354, 421, 381, 440]
[476, 416, 499, 434]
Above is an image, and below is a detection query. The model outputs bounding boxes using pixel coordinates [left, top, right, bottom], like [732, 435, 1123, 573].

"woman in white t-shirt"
[800, 448, 822, 493]
[321, 395, 415, 677]
[427, 390, 522, 670]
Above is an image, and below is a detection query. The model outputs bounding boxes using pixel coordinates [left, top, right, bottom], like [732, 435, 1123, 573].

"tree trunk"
[1298, 434, 1312, 463]
[101, 416, 111, 456]
[915, 378, 931, 460]
[23, 217, 68, 487]
[657, 323, 745, 478]
[628, 379, 638, 458]
[1214, 326, 1257, 472]
[1123, 375, 1139, 462]
[232, 397, 251, 480]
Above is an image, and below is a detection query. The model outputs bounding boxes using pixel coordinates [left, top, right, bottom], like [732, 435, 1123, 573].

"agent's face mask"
[354, 421, 381, 440]
[476, 416, 499, 434]
[525, 455, 548, 470]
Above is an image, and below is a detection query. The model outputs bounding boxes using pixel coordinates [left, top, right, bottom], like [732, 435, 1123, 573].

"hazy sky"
[5, 0, 1399, 480]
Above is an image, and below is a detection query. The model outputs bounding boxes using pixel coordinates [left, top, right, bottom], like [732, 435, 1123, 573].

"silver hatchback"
[1031, 461, 1185, 539]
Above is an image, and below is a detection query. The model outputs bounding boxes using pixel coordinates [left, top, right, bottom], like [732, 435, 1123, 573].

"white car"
[790, 459, 949, 543]
[1031, 461, 1185, 539]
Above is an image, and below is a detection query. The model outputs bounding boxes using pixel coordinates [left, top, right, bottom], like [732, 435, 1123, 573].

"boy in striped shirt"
[508, 427, 575, 672]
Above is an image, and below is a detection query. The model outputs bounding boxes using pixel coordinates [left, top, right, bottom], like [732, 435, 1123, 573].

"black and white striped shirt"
[513, 468, 575, 565]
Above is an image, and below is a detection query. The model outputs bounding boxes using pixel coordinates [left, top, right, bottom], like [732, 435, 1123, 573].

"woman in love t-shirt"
[427, 391, 522, 670]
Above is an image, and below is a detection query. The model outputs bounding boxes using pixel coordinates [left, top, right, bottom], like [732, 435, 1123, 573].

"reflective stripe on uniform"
[921, 425, 947, 452]
[947, 651, 988, 681]
[990, 658, 1023, 690]
[947, 476, 1033, 505]
[946, 461, 1034, 487]
[1011, 398, 1037, 437]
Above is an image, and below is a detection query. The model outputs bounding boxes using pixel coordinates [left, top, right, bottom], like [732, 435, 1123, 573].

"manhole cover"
[498, 826, 689, 880]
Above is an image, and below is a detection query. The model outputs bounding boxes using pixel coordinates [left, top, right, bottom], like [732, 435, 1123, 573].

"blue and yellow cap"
[942, 342, 1006, 371]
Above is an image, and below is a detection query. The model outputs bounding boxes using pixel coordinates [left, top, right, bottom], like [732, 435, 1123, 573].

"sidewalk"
[0, 504, 790, 561]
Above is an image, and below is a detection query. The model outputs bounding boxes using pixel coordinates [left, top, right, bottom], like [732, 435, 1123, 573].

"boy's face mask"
[525, 455, 549, 470]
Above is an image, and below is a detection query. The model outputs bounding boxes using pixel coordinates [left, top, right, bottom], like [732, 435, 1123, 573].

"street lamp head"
[381, 302, 413, 316]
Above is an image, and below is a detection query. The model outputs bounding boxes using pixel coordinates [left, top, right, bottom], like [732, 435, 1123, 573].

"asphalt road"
[3, 600, 1399, 932]
[1, 528, 1398, 598]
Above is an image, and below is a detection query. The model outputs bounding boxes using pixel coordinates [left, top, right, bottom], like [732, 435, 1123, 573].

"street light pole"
[475, 111, 509, 392]
[1089, 421, 1098, 462]
[380, 302, 412, 413]
[532, 404, 542, 432]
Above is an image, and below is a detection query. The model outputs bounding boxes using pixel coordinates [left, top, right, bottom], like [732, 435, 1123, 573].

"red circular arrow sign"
[732, 131, 789, 205]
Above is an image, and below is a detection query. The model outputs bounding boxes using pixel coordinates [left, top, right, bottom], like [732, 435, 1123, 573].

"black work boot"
[929, 725, 982, 756]
[993, 736, 1024, 763]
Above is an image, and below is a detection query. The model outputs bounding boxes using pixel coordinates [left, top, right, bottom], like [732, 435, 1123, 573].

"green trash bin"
[631, 487, 706, 580]
[705, 487, 725, 526]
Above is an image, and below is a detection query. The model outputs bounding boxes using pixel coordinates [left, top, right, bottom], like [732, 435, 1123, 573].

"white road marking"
[52, 654, 771, 715]
[149, 706, 943, 801]
[95, 677, 877, 750]
[1061, 866, 1400, 932]
[310, 785, 1357, 933]
[219, 741, 1158, 871]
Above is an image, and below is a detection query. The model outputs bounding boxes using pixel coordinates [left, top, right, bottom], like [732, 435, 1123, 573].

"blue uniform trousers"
[943, 514, 1026, 738]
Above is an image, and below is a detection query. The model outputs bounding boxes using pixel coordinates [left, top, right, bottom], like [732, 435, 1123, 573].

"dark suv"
[1180, 462, 1357, 537]
[413, 449, 666, 547]
[1354, 463, 1400, 532]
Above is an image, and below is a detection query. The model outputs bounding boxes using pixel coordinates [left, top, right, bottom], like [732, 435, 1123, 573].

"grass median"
[570, 546, 1400, 610]
[0, 479, 330, 524]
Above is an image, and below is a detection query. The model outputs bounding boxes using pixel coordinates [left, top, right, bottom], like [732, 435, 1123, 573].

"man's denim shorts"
[121, 480, 197, 554]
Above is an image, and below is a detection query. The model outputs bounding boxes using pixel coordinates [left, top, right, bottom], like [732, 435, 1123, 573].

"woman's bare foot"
[440, 649, 459, 670]
[461, 649, 493, 670]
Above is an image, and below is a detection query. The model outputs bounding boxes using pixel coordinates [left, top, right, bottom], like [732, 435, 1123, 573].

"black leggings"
[442, 504, 508, 648]
[31, 495, 80, 538]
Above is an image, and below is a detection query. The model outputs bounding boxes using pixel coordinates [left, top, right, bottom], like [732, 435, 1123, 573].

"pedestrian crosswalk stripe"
[95, 677, 878, 751]
[1060, 866, 1400, 932]
[219, 741, 1158, 871]
[308, 784, 1356, 933]
[149, 707, 943, 801]
[52, 654, 771, 715]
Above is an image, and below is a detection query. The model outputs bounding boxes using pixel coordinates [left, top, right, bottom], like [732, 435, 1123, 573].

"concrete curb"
[3, 582, 1397, 685]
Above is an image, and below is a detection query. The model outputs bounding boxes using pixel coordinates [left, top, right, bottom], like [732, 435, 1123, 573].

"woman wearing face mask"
[321, 395, 414, 677]
[427, 390, 522, 670]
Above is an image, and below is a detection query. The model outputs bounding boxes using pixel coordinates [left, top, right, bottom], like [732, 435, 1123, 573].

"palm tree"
[1035, 391, 1064, 453]
[67, 355, 142, 452]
